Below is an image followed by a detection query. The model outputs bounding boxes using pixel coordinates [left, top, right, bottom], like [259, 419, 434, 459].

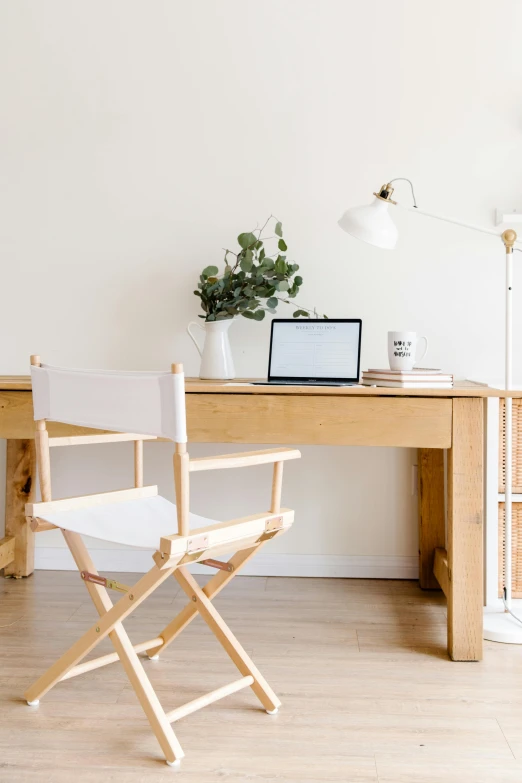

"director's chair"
[24, 356, 300, 767]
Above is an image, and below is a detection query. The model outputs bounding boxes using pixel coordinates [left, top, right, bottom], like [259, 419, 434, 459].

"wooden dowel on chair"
[134, 440, 144, 488]
[271, 462, 284, 513]
[60, 637, 164, 681]
[172, 363, 190, 537]
[31, 355, 52, 502]
[165, 676, 254, 723]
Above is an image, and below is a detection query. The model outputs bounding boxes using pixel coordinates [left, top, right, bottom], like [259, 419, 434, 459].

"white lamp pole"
[339, 181, 520, 643]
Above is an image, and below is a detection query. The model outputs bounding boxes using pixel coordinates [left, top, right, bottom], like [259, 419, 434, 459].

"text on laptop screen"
[269, 321, 361, 379]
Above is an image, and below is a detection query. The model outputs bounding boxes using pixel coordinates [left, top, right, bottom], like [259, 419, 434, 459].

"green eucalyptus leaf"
[277, 280, 289, 291]
[207, 313, 216, 321]
[254, 309, 265, 320]
[278, 238, 287, 252]
[237, 232, 257, 249]
[259, 247, 266, 261]
[275, 221, 283, 237]
[202, 265, 219, 277]
[266, 296, 278, 308]
[294, 275, 303, 286]
[274, 258, 286, 275]
[242, 310, 256, 319]
[240, 256, 253, 273]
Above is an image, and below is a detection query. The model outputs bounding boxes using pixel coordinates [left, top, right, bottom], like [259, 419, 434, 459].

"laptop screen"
[268, 319, 362, 382]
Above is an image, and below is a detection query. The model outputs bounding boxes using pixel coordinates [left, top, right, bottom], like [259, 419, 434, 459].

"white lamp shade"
[338, 197, 398, 250]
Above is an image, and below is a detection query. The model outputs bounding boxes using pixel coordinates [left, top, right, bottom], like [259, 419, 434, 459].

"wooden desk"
[1, 376, 519, 661]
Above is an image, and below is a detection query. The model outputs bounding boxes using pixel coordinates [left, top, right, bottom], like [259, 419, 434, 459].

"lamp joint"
[373, 183, 397, 205]
[502, 229, 517, 253]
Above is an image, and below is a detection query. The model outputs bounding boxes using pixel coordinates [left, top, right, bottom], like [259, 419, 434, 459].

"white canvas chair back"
[31, 363, 187, 443]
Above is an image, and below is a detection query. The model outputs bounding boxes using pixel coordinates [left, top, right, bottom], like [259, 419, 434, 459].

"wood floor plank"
[375, 756, 522, 783]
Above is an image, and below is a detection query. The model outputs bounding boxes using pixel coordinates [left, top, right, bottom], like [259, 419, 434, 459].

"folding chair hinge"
[257, 515, 284, 542]
[179, 533, 210, 564]
[187, 533, 209, 554]
[80, 571, 130, 593]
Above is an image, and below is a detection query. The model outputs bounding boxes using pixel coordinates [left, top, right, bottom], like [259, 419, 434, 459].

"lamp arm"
[393, 201, 506, 239]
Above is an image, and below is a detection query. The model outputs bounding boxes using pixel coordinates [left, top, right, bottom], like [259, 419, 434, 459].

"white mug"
[388, 331, 428, 371]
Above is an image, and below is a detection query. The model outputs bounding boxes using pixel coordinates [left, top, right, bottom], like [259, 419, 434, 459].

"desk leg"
[447, 398, 483, 661]
[4, 439, 36, 578]
[418, 448, 445, 589]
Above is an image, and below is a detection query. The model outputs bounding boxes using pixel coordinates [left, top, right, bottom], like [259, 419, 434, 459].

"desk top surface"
[0, 375, 519, 398]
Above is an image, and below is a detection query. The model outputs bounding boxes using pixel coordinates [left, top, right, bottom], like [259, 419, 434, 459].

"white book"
[364, 369, 453, 382]
[363, 373, 453, 383]
[362, 379, 453, 389]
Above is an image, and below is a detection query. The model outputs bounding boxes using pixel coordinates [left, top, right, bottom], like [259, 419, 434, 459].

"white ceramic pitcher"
[187, 319, 236, 380]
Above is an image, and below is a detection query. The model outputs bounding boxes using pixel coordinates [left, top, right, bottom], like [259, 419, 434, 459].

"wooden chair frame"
[24, 357, 300, 767]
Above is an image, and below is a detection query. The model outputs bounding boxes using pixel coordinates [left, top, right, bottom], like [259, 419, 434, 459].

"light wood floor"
[2, 571, 522, 782]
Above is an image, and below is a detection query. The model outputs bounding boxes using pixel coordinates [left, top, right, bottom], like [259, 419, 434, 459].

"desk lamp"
[339, 179, 520, 644]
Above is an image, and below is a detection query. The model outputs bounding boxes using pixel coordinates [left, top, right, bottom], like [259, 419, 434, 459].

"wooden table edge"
[0, 376, 519, 397]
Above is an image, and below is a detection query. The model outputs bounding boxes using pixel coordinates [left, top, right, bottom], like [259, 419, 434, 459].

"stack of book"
[361, 368, 453, 389]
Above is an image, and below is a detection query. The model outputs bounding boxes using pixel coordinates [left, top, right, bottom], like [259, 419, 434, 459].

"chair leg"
[106, 624, 184, 764]
[25, 532, 184, 765]
[175, 566, 281, 714]
[147, 544, 264, 658]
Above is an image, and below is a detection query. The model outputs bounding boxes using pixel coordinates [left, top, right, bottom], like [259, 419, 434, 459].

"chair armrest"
[188, 447, 301, 473]
[156, 508, 295, 566]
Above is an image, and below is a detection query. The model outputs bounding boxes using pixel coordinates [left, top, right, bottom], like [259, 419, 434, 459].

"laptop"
[254, 318, 362, 386]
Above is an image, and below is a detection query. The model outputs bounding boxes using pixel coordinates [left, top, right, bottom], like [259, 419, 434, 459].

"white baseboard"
[34, 547, 418, 579]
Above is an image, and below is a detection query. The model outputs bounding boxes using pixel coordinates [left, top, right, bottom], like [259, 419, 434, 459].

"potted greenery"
[187, 217, 325, 379]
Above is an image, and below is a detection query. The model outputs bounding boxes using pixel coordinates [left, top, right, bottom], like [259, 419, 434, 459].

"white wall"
[1, 0, 521, 576]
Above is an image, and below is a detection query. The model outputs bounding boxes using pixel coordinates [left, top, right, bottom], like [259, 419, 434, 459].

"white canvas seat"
[36, 493, 218, 549]
[24, 357, 301, 768]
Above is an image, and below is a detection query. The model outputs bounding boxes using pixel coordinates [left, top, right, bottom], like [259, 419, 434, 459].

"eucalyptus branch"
[256, 214, 274, 238]
[194, 215, 326, 322]
[276, 298, 327, 319]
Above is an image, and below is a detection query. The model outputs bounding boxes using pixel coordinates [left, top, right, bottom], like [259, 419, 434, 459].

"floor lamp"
[338, 179, 521, 644]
